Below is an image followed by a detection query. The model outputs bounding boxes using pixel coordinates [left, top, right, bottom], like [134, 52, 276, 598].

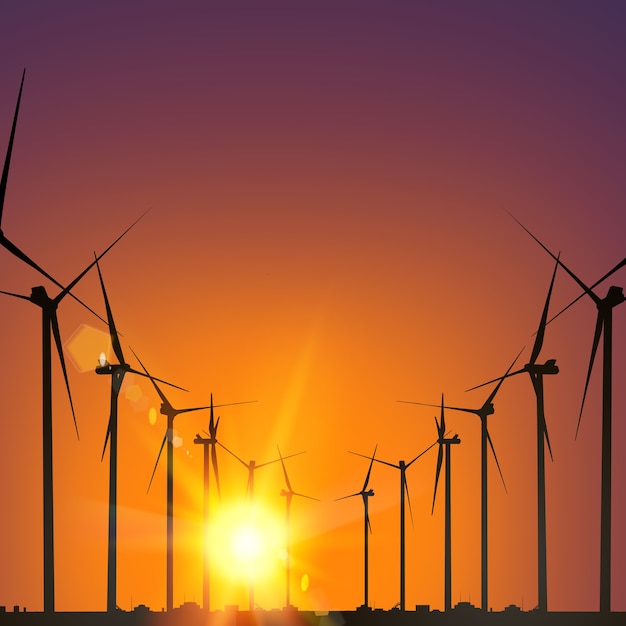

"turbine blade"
[335, 492, 361, 501]
[362, 444, 378, 491]
[484, 347, 525, 406]
[217, 440, 247, 467]
[211, 443, 221, 501]
[406, 439, 438, 467]
[530, 255, 560, 365]
[543, 417, 554, 462]
[94, 257, 124, 365]
[147, 432, 168, 493]
[397, 400, 478, 415]
[507, 210, 601, 306]
[349, 450, 398, 469]
[129, 347, 170, 408]
[211, 400, 258, 409]
[363, 493, 373, 534]
[127, 368, 187, 392]
[0, 69, 25, 224]
[0, 234, 64, 289]
[293, 491, 320, 502]
[485, 427, 507, 494]
[405, 479, 415, 529]
[0, 289, 30, 301]
[466, 369, 523, 392]
[432, 444, 444, 514]
[576, 313, 603, 439]
[277, 445, 293, 493]
[256, 450, 304, 470]
[440, 395, 446, 435]
[101, 420, 112, 462]
[50, 311, 78, 439]
[547, 258, 626, 325]
[177, 406, 212, 414]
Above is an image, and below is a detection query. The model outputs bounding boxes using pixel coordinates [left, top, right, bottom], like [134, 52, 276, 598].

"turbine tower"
[336, 445, 377, 610]
[94, 259, 184, 612]
[431, 397, 461, 612]
[398, 349, 521, 612]
[509, 213, 626, 613]
[277, 446, 318, 609]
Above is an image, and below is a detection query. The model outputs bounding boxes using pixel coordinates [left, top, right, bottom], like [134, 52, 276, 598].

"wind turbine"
[431, 397, 461, 612]
[218, 442, 302, 610]
[508, 213, 626, 614]
[0, 219, 143, 613]
[94, 259, 185, 613]
[469, 255, 560, 612]
[350, 441, 436, 611]
[192, 400, 223, 613]
[398, 349, 521, 612]
[336, 445, 377, 610]
[277, 446, 319, 609]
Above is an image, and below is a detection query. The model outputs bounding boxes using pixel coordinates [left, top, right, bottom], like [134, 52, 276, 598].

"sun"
[208, 500, 284, 583]
[231, 524, 263, 562]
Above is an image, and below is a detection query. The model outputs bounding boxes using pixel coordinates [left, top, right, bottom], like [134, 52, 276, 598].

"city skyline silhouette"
[1, 2, 626, 618]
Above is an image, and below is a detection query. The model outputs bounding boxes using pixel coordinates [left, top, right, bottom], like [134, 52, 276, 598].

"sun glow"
[208, 501, 284, 583]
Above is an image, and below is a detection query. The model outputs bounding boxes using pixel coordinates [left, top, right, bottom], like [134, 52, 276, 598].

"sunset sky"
[1, 0, 625, 614]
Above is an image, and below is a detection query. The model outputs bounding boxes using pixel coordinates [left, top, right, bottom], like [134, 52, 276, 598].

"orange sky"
[0, 0, 625, 614]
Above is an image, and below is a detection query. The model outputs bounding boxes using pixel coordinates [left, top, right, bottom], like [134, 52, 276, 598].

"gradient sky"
[1, 0, 625, 614]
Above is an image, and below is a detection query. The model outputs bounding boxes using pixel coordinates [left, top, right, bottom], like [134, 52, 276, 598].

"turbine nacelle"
[604, 285, 625, 308]
[95, 361, 130, 375]
[481, 402, 495, 417]
[29, 285, 52, 306]
[524, 359, 559, 376]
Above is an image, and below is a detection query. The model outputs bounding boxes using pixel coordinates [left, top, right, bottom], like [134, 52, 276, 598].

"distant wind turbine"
[336, 445, 377, 610]
[277, 446, 319, 609]
[430, 397, 461, 612]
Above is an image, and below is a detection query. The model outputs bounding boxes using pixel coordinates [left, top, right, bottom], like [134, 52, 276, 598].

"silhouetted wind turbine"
[336, 445, 377, 610]
[277, 446, 319, 609]
[0, 219, 143, 613]
[218, 442, 302, 610]
[398, 349, 521, 612]
[508, 213, 626, 614]
[431, 397, 461, 612]
[193, 399, 224, 613]
[351, 441, 436, 611]
[94, 259, 185, 613]
[469, 255, 560, 612]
